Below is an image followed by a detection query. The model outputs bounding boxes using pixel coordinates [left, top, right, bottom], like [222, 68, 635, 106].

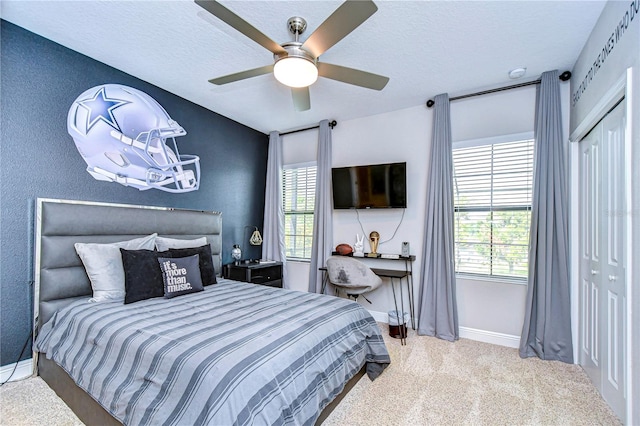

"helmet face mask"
[68, 84, 200, 193]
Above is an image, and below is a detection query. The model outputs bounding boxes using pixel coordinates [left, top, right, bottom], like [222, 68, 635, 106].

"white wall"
[331, 105, 431, 324]
[282, 81, 571, 347]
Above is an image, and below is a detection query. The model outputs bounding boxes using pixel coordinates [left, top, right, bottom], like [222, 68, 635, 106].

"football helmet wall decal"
[67, 84, 200, 193]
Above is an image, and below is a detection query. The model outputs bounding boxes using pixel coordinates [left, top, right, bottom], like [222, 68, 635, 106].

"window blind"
[453, 139, 534, 279]
[282, 165, 317, 259]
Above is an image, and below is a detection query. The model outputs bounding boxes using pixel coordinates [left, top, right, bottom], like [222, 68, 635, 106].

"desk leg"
[389, 277, 406, 346]
[406, 260, 416, 330]
[399, 277, 407, 345]
[407, 273, 415, 330]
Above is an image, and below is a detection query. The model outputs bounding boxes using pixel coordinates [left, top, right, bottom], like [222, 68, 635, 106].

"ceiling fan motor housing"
[274, 42, 316, 64]
[276, 16, 316, 68]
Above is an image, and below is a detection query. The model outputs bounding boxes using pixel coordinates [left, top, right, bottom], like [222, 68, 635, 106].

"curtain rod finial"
[329, 120, 337, 129]
[559, 71, 571, 81]
[426, 99, 435, 108]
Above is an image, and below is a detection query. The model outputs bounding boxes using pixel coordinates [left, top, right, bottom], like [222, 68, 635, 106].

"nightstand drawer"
[224, 262, 283, 288]
[251, 265, 282, 283]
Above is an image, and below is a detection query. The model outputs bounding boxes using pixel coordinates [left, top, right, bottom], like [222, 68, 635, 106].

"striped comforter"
[35, 279, 390, 425]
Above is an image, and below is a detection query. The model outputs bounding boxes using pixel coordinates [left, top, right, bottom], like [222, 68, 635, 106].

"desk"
[320, 254, 415, 345]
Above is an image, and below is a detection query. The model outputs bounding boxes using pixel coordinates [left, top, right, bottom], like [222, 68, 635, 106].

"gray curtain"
[519, 70, 573, 363]
[308, 120, 333, 293]
[417, 93, 459, 342]
[262, 131, 288, 287]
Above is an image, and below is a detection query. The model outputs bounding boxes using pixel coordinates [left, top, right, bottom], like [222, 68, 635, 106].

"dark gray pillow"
[158, 254, 204, 298]
[167, 244, 217, 285]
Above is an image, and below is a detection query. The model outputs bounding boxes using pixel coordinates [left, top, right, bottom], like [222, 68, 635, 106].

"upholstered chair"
[326, 256, 382, 303]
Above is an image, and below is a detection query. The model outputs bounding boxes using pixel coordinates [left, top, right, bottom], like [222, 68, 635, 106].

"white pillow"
[75, 234, 157, 302]
[155, 236, 207, 251]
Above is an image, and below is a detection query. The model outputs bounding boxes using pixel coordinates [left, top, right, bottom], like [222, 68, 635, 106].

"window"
[452, 135, 534, 280]
[282, 164, 316, 260]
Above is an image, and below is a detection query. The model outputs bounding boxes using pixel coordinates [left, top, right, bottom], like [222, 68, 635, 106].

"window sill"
[455, 273, 527, 286]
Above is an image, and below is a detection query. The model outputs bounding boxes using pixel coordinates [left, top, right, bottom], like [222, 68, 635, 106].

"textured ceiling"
[1, 1, 606, 134]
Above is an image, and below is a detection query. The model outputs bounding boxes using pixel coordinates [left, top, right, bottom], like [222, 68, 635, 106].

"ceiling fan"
[194, 0, 389, 111]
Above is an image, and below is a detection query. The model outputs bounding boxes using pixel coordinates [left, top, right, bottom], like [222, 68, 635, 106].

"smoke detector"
[508, 68, 527, 79]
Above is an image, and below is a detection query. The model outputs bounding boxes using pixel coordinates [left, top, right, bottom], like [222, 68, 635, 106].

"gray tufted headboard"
[33, 198, 222, 337]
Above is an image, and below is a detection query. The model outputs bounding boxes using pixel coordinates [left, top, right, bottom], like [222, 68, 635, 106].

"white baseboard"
[459, 327, 520, 349]
[368, 309, 390, 323]
[369, 308, 520, 349]
[0, 358, 33, 383]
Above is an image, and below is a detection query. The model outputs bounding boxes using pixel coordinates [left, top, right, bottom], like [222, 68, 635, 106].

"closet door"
[578, 100, 626, 422]
[600, 101, 626, 418]
[579, 122, 601, 390]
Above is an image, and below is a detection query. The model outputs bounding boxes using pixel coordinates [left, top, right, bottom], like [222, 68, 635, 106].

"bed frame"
[33, 198, 361, 425]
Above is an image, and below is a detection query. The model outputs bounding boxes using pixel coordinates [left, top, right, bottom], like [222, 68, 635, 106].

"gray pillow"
[74, 233, 157, 302]
[155, 236, 207, 251]
[158, 254, 204, 298]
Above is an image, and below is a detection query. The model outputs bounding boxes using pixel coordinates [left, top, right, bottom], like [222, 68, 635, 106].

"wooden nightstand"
[223, 261, 283, 288]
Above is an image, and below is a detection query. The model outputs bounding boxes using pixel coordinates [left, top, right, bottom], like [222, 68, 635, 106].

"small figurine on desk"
[353, 234, 364, 257]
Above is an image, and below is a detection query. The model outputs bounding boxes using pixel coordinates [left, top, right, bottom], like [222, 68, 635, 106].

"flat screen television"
[332, 162, 407, 209]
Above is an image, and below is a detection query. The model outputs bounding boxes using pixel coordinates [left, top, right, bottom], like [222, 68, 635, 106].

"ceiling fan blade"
[301, 0, 378, 58]
[317, 62, 389, 90]
[194, 0, 286, 55]
[291, 87, 311, 111]
[208, 64, 274, 85]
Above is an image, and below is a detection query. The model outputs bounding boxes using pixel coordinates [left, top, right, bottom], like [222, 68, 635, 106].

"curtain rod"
[280, 120, 337, 136]
[425, 71, 572, 108]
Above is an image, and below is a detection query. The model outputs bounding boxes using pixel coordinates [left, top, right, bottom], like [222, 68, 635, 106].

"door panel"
[591, 283, 599, 367]
[606, 291, 619, 389]
[578, 99, 626, 422]
[581, 278, 589, 354]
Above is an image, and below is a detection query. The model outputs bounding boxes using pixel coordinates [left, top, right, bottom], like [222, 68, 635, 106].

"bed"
[32, 198, 390, 425]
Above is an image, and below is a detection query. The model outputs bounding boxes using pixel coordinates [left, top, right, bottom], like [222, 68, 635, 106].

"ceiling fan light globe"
[274, 56, 318, 88]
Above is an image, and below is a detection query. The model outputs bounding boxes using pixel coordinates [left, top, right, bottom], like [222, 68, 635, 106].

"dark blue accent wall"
[0, 20, 269, 365]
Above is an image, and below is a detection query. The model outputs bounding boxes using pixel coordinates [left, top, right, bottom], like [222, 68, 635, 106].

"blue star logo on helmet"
[77, 87, 129, 133]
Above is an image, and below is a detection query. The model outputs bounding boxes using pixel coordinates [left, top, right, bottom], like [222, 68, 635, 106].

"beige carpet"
[0, 374, 83, 426]
[323, 324, 621, 425]
[0, 324, 621, 426]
